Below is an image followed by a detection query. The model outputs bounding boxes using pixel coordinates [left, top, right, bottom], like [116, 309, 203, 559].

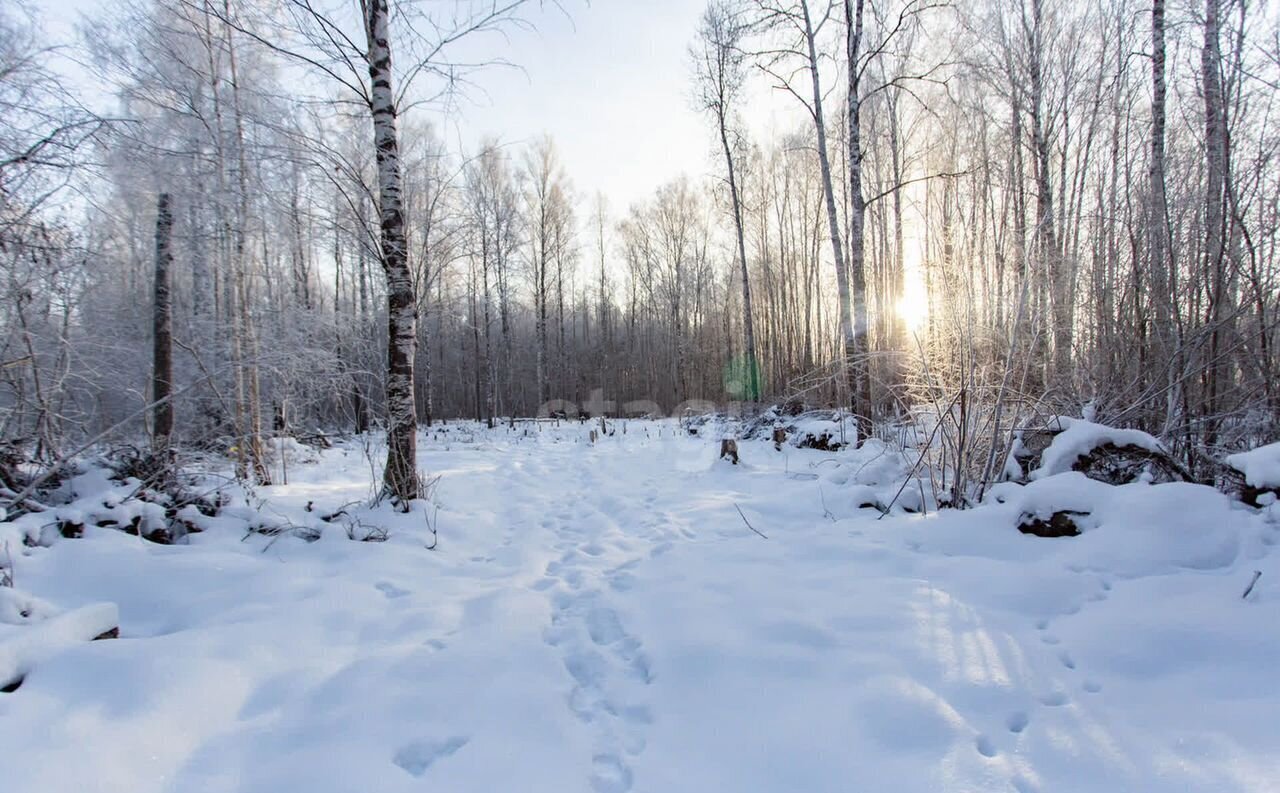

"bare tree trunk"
[1201, 0, 1233, 451]
[151, 192, 174, 452]
[843, 0, 873, 441]
[720, 115, 758, 402]
[537, 232, 548, 405]
[1026, 0, 1069, 383]
[224, 1, 270, 484]
[481, 224, 496, 427]
[365, 0, 418, 502]
[1149, 0, 1179, 434]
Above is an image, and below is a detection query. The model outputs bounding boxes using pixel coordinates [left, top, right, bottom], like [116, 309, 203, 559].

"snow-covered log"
[1024, 419, 1189, 485]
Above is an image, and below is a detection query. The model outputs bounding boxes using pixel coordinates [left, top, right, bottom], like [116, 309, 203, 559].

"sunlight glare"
[898, 222, 929, 332]
[898, 289, 929, 332]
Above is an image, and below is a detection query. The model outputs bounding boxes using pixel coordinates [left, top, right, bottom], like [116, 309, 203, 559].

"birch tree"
[195, 0, 538, 502]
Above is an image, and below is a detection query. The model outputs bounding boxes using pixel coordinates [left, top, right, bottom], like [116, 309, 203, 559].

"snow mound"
[0, 587, 60, 626]
[1079, 482, 1244, 576]
[994, 473, 1248, 577]
[1031, 418, 1165, 479]
[271, 436, 322, 466]
[1014, 471, 1116, 519]
[0, 601, 118, 689]
[1226, 441, 1280, 489]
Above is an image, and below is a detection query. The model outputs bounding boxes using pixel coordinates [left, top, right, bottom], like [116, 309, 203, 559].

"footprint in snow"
[1039, 690, 1070, 707]
[608, 573, 636, 592]
[618, 641, 653, 684]
[1058, 650, 1076, 670]
[975, 735, 998, 758]
[1006, 711, 1030, 733]
[590, 753, 633, 793]
[563, 648, 609, 688]
[1011, 775, 1040, 793]
[375, 581, 411, 599]
[586, 607, 625, 645]
[393, 736, 469, 777]
[1082, 679, 1103, 693]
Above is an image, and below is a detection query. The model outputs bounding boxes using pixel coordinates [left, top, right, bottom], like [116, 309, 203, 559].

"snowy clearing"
[1, 421, 1278, 793]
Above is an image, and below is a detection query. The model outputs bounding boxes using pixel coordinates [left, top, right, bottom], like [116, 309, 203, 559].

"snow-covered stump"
[1226, 442, 1280, 507]
[1017, 510, 1086, 538]
[0, 602, 119, 692]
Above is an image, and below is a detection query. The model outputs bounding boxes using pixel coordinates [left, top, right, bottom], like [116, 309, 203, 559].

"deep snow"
[1, 420, 1277, 793]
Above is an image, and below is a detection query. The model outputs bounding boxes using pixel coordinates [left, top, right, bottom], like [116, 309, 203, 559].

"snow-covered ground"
[2, 420, 1278, 793]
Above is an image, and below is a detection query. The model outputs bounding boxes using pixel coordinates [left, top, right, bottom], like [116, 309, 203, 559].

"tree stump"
[772, 427, 787, 451]
[1017, 511, 1085, 538]
[720, 439, 740, 465]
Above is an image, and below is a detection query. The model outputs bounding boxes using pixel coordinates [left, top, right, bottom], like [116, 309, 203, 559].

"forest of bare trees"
[4, 0, 1280, 498]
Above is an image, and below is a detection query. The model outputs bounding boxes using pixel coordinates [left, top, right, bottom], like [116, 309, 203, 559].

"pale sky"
[446, 0, 718, 211]
[43, 0, 804, 214]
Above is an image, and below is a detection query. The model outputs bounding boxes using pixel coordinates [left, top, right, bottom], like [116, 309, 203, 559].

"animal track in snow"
[1006, 711, 1030, 733]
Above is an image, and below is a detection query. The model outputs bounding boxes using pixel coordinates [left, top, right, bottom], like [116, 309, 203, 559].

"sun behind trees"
[1, 0, 1278, 489]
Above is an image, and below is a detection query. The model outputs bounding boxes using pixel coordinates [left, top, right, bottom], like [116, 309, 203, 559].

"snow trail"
[0, 420, 1276, 793]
